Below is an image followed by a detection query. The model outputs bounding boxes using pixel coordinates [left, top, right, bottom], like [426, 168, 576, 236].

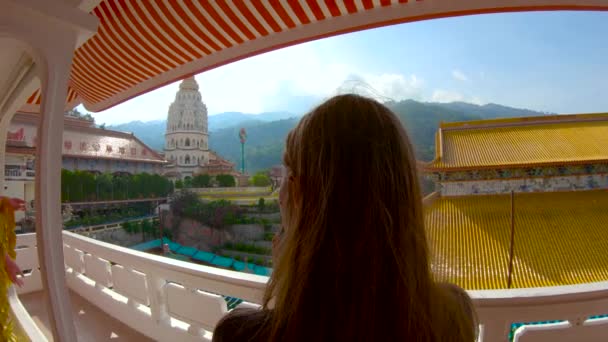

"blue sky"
[91, 11, 608, 125]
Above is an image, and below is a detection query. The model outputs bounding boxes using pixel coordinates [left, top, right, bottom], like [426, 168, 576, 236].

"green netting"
[192, 251, 215, 263]
[253, 265, 271, 276]
[176, 246, 198, 257]
[232, 261, 245, 271]
[211, 256, 234, 268]
[509, 320, 565, 341]
[130, 239, 161, 251]
[223, 296, 244, 310]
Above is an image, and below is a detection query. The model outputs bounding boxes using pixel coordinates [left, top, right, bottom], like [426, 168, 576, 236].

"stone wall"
[439, 174, 608, 196]
[227, 224, 264, 242]
[169, 217, 268, 251]
[87, 229, 150, 247]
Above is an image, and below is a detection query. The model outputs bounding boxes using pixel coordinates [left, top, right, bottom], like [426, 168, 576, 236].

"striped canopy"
[22, 0, 608, 113]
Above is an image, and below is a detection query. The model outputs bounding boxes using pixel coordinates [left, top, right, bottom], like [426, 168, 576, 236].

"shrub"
[250, 171, 271, 187]
[192, 174, 211, 188]
[216, 174, 236, 187]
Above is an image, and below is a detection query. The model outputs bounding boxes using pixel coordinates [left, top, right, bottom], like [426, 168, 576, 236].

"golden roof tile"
[427, 113, 608, 170]
[425, 190, 608, 289]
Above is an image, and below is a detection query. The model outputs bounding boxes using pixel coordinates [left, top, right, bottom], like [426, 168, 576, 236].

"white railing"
[471, 284, 608, 342]
[14, 233, 608, 342]
[62, 231, 266, 341]
[189, 186, 270, 194]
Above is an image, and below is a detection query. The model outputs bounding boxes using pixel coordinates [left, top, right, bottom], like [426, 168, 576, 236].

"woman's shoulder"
[213, 308, 270, 342]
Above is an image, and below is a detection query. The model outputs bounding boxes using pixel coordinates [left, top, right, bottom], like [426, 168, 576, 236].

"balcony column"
[1, 1, 98, 340]
[35, 34, 79, 342]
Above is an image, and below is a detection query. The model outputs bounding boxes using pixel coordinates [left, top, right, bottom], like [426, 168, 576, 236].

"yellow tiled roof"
[425, 190, 608, 290]
[428, 113, 608, 170]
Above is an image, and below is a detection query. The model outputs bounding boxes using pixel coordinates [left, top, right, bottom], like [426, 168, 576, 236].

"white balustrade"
[61, 231, 267, 342]
[15, 233, 43, 294]
[13, 232, 608, 342]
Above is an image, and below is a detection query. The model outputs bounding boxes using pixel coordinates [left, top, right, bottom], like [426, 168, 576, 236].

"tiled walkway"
[19, 290, 153, 341]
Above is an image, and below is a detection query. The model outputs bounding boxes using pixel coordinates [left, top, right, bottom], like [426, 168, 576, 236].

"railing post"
[146, 274, 171, 327]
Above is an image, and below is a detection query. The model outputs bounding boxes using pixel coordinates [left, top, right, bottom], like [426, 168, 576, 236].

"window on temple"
[185, 138, 190, 147]
[185, 155, 190, 164]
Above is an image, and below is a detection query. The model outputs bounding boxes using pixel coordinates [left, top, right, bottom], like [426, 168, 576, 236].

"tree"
[175, 179, 184, 189]
[192, 174, 211, 188]
[250, 171, 271, 187]
[257, 197, 265, 212]
[61, 169, 173, 202]
[183, 176, 193, 188]
[216, 174, 236, 187]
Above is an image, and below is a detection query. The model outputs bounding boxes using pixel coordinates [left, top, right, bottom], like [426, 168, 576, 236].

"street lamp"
[239, 128, 247, 174]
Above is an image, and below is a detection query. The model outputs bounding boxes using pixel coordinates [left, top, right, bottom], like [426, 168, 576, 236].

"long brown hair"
[261, 94, 475, 341]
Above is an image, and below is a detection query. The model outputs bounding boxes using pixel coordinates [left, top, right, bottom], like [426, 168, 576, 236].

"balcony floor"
[19, 290, 153, 341]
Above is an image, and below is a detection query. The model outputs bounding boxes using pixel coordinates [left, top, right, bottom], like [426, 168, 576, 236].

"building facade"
[163, 77, 236, 179]
[5, 112, 166, 218]
[424, 113, 608, 196]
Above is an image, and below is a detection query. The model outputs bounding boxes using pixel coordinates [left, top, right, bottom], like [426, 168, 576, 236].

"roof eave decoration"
[21, 1, 608, 114]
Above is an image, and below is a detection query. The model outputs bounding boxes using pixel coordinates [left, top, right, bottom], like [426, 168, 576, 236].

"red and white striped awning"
[23, 0, 608, 113]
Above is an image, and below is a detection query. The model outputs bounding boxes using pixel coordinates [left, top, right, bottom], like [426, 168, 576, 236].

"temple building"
[5, 111, 166, 219]
[163, 77, 235, 180]
[422, 113, 608, 290]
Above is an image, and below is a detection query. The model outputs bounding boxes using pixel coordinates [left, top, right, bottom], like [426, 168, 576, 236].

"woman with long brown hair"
[213, 94, 477, 342]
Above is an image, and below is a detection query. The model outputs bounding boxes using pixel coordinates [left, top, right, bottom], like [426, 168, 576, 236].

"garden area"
[63, 203, 156, 229]
[168, 191, 280, 266]
[61, 169, 173, 202]
[174, 173, 236, 189]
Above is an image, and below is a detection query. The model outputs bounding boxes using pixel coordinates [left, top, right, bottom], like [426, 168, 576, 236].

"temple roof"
[208, 150, 234, 167]
[425, 190, 608, 290]
[179, 76, 199, 91]
[8, 112, 165, 163]
[425, 113, 608, 171]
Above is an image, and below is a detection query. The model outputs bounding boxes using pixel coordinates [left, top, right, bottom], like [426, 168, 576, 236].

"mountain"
[431, 102, 554, 119]
[107, 111, 298, 150]
[208, 111, 296, 131]
[209, 118, 300, 173]
[108, 120, 166, 150]
[107, 100, 547, 173]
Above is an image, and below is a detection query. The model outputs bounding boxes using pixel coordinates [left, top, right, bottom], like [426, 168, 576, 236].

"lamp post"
[239, 128, 247, 174]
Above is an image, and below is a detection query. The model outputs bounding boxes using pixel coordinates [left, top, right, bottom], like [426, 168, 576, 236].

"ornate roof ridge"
[440, 112, 608, 131]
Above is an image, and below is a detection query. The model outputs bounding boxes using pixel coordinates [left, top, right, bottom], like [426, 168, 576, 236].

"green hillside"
[109, 100, 548, 173]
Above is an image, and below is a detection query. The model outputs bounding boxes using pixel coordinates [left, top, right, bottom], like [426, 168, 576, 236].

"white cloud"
[431, 89, 465, 103]
[470, 96, 484, 105]
[87, 40, 481, 125]
[452, 69, 468, 82]
[364, 73, 424, 101]
[334, 73, 424, 102]
[431, 90, 485, 105]
[90, 41, 432, 124]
